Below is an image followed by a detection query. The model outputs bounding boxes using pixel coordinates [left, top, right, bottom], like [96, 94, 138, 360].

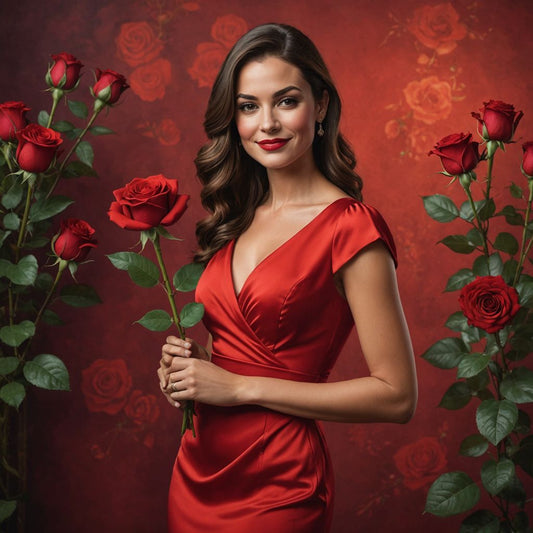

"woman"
[158, 23, 417, 532]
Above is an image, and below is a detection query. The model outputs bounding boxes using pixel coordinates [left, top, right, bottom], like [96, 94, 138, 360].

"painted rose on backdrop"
[403, 76, 452, 124]
[115, 21, 164, 67]
[137, 118, 181, 146]
[130, 58, 172, 101]
[210, 13, 249, 48]
[125, 390, 161, 426]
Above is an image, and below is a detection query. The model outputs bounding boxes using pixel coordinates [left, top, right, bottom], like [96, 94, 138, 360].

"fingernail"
[174, 402, 180, 408]
[184, 342, 191, 348]
[185, 350, 192, 356]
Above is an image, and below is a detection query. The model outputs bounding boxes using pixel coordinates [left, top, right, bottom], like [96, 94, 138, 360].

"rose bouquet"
[107, 174, 204, 436]
[422, 100, 533, 531]
[0, 53, 127, 530]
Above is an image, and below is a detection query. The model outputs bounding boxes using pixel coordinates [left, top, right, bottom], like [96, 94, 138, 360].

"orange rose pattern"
[130, 58, 172, 101]
[403, 76, 452, 124]
[137, 119, 181, 146]
[408, 3, 467, 55]
[124, 390, 160, 425]
[116, 21, 164, 67]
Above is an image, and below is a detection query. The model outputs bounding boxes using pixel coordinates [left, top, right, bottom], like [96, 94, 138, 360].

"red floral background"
[1, 0, 532, 531]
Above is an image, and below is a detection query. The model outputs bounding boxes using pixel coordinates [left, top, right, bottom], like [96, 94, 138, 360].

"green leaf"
[37, 110, 49, 127]
[0, 357, 19, 375]
[1, 180, 24, 209]
[439, 235, 477, 254]
[473, 253, 503, 277]
[481, 458, 515, 495]
[445, 311, 470, 332]
[68, 100, 88, 119]
[107, 252, 160, 288]
[459, 434, 489, 458]
[0, 381, 25, 408]
[445, 269, 475, 292]
[23, 354, 70, 391]
[3, 212, 20, 230]
[422, 337, 468, 369]
[457, 353, 491, 379]
[0, 320, 35, 347]
[478, 198, 496, 221]
[514, 410, 531, 435]
[493, 232, 519, 256]
[0, 230, 11, 247]
[75, 140, 94, 167]
[466, 369, 491, 394]
[516, 276, 533, 308]
[460, 199, 487, 222]
[60, 284, 102, 307]
[179, 302, 205, 328]
[499, 472, 526, 505]
[135, 309, 172, 331]
[51, 120, 75, 132]
[62, 160, 98, 178]
[29, 195, 74, 223]
[0, 499, 17, 523]
[501, 367, 533, 403]
[476, 399, 518, 446]
[0, 255, 38, 286]
[459, 509, 499, 533]
[498, 205, 524, 226]
[90, 125, 115, 135]
[425, 471, 480, 517]
[174, 263, 205, 292]
[466, 228, 484, 247]
[35, 272, 54, 291]
[509, 182, 523, 199]
[42, 309, 64, 326]
[512, 436, 533, 476]
[422, 194, 459, 222]
[439, 381, 472, 410]
[502, 259, 518, 284]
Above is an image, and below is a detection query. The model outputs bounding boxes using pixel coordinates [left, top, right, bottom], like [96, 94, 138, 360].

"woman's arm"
[161, 242, 417, 423]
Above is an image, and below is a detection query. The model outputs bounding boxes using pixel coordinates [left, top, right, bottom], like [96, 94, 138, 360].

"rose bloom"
[393, 437, 448, 490]
[124, 390, 160, 425]
[92, 68, 129, 104]
[53, 218, 97, 262]
[129, 58, 172, 102]
[428, 132, 480, 175]
[108, 174, 189, 231]
[0, 101, 30, 141]
[384, 119, 401, 140]
[188, 41, 227, 89]
[15, 123, 63, 173]
[408, 3, 467, 55]
[210, 14, 248, 48]
[522, 141, 533, 177]
[48, 52, 83, 90]
[115, 21, 164, 67]
[81, 359, 133, 415]
[403, 76, 452, 124]
[459, 276, 520, 333]
[471, 100, 523, 142]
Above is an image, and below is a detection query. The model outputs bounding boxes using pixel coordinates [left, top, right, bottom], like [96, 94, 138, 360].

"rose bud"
[0, 101, 30, 141]
[428, 132, 480, 176]
[471, 100, 523, 142]
[46, 52, 83, 90]
[53, 218, 97, 262]
[108, 174, 189, 231]
[522, 141, 533, 178]
[15, 123, 63, 173]
[92, 69, 129, 105]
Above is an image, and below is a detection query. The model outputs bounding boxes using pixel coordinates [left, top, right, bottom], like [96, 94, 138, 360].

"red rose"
[115, 21, 164, 67]
[403, 76, 452, 125]
[129, 58, 171, 102]
[47, 52, 83, 90]
[81, 359, 133, 415]
[92, 69, 129, 105]
[522, 141, 533, 178]
[408, 3, 467, 55]
[124, 390, 160, 425]
[108, 174, 189, 231]
[188, 42, 227, 89]
[0, 101, 30, 141]
[53, 218, 97, 262]
[471, 100, 523, 142]
[210, 14, 248, 49]
[15, 123, 63, 173]
[393, 437, 448, 490]
[428, 132, 480, 175]
[459, 276, 520, 333]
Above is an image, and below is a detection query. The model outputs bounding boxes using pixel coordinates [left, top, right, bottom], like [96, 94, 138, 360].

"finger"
[162, 342, 192, 359]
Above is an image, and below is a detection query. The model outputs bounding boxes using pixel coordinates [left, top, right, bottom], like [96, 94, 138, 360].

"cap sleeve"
[331, 201, 397, 274]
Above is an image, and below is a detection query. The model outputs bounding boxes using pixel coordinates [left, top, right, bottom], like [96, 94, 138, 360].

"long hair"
[194, 23, 363, 263]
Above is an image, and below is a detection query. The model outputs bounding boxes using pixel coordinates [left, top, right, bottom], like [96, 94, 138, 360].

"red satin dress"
[168, 198, 396, 532]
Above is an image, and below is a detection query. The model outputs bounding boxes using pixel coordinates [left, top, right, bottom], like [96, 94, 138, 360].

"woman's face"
[234, 56, 327, 174]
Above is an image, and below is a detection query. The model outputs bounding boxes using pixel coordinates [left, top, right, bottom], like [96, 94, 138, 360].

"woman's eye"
[238, 103, 257, 113]
[279, 97, 297, 107]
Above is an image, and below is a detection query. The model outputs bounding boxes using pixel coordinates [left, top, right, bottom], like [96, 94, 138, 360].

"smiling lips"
[257, 138, 289, 151]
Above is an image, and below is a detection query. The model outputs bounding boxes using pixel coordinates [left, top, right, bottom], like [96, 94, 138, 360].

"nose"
[260, 107, 280, 133]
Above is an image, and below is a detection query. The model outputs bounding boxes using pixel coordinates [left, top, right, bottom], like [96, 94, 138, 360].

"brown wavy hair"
[194, 23, 363, 263]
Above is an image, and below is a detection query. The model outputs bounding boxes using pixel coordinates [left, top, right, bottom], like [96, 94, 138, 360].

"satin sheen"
[168, 198, 397, 532]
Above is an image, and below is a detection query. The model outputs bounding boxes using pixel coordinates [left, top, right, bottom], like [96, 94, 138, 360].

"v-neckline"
[230, 197, 353, 299]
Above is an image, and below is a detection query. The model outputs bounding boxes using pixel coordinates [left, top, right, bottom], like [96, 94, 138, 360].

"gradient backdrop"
[1, 0, 532, 531]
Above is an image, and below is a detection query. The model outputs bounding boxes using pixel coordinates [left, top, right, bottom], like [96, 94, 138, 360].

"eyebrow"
[236, 85, 303, 101]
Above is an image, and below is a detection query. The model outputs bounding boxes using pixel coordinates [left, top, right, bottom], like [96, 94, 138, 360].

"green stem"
[1, 143, 14, 172]
[494, 332, 509, 375]
[512, 179, 533, 286]
[46, 89, 63, 128]
[15, 182, 34, 261]
[485, 153, 495, 201]
[464, 184, 489, 257]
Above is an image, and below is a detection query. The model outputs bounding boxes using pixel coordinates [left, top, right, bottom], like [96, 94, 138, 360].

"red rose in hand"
[53, 218, 97, 261]
[15, 123, 63, 173]
[471, 100, 523, 142]
[0, 101, 30, 141]
[522, 141, 533, 178]
[92, 69, 129, 105]
[48, 52, 83, 90]
[124, 390, 160, 425]
[459, 276, 520, 333]
[428, 132, 480, 175]
[108, 174, 189, 231]
[81, 359, 132, 414]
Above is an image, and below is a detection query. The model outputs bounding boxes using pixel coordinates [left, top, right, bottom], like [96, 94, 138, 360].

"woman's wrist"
[234, 374, 260, 405]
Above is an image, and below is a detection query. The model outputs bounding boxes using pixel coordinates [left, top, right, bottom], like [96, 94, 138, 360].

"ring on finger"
[171, 382, 177, 392]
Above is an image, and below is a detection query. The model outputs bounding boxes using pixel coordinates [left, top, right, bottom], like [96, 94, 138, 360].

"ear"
[316, 90, 329, 121]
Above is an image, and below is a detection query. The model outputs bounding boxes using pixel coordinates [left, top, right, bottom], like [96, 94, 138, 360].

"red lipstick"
[257, 138, 289, 151]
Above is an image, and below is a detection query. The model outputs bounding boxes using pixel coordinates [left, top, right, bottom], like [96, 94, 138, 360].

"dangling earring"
[317, 121, 324, 137]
